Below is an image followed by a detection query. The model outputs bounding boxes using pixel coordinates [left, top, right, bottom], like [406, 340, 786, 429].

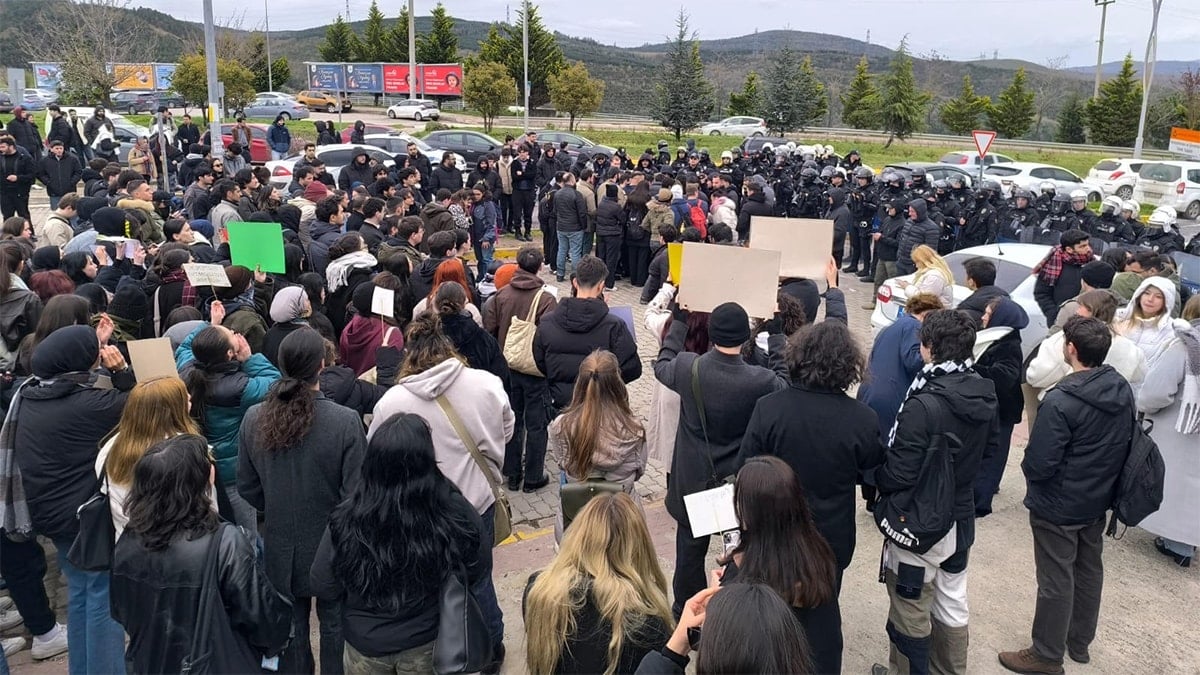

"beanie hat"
[708, 302, 751, 348]
[779, 278, 820, 323]
[303, 180, 329, 201]
[30, 246, 61, 273]
[107, 279, 148, 324]
[219, 265, 252, 299]
[91, 207, 128, 237]
[605, 183, 619, 200]
[352, 280, 376, 317]
[493, 263, 518, 290]
[76, 196, 107, 223]
[1081, 260, 1116, 290]
[190, 219, 214, 240]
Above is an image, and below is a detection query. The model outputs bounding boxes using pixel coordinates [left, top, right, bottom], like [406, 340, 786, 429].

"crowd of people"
[0, 104, 1195, 675]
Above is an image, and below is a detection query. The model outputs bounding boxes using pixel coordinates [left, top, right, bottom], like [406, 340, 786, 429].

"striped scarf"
[887, 359, 975, 447]
[1175, 319, 1200, 435]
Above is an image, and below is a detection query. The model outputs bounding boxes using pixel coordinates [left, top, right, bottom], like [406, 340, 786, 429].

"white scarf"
[1174, 320, 1200, 435]
[325, 250, 377, 294]
[887, 359, 974, 447]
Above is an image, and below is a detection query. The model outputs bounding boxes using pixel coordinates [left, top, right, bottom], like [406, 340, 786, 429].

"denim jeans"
[53, 540, 126, 675]
[48, 195, 61, 210]
[556, 230, 585, 279]
[473, 241, 494, 282]
[271, 150, 288, 161]
[472, 505, 504, 648]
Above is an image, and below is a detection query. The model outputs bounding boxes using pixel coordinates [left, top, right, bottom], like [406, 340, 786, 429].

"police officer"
[1067, 189, 1100, 234]
[909, 166, 930, 193]
[1136, 209, 1185, 254]
[790, 167, 822, 218]
[1022, 192, 1074, 245]
[656, 140, 671, 168]
[1093, 196, 1136, 244]
[997, 188, 1040, 242]
[848, 166, 878, 278]
[1034, 181, 1056, 219]
[958, 182, 1001, 249]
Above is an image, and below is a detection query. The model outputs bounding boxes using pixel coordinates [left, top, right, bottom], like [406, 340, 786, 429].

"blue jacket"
[670, 196, 708, 229]
[856, 314, 924, 440]
[176, 325, 280, 483]
[267, 118, 291, 154]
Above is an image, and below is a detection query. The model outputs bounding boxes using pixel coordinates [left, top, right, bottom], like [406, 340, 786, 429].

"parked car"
[1086, 158, 1146, 200]
[1133, 160, 1200, 221]
[265, 144, 395, 189]
[19, 96, 46, 111]
[871, 243, 1052, 358]
[0, 92, 16, 114]
[699, 116, 767, 137]
[110, 90, 186, 114]
[938, 150, 1016, 167]
[339, 124, 395, 143]
[739, 136, 789, 156]
[422, 129, 504, 166]
[531, 130, 616, 160]
[219, 123, 272, 163]
[237, 95, 309, 120]
[386, 99, 440, 121]
[984, 162, 1103, 201]
[883, 162, 976, 188]
[296, 90, 352, 113]
[361, 132, 466, 174]
[24, 89, 57, 105]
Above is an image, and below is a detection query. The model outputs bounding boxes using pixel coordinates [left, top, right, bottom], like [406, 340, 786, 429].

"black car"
[0, 92, 14, 114]
[883, 162, 977, 188]
[739, 136, 789, 156]
[422, 130, 505, 167]
[110, 91, 187, 114]
[531, 130, 616, 161]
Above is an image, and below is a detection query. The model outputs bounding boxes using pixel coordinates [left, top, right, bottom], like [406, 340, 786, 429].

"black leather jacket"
[111, 524, 293, 673]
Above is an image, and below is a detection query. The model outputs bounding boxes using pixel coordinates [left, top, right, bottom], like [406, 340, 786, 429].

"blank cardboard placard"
[749, 216, 834, 279]
[371, 286, 395, 318]
[667, 243, 683, 284]
[677, 242, 781, 318]
[127, 337, 180, 382]
[182, 263, 231, 287]
[609, 305, 635, 340]
[227, 221, 286, 274]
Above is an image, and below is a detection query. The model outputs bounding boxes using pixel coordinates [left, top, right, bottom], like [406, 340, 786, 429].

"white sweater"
[1026, 330, 1147, 397]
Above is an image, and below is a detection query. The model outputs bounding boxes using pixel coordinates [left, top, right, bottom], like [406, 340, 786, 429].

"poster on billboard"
[421, 64, 463, 96]
[345, 64, 383, 93]
[31, 63, 62, 89]
[113, 63, 154, 90]
[383, 64, 415, 94]
[153, 63, 177, 91]
[307, 63, 345, 90]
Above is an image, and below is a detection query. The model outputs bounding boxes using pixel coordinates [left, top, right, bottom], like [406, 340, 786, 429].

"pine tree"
[728, 72, 763, 117]
[987, 68, 1036, 138]
[763, 48, 801, 133]
[548, 62, 605, 131]
[471, 5, 565, 109]
[385, 6, 411, 64]
[360, 0, 388, 62]
[1054, 92, 1087, 144]
[840, 56, 880, 129]
[652, 10, 713, 139]
[938, 75, 991, 135]
[319, 15, 360, 63]
[796, 55, 827, 130]
[878, 38, 931, 146]
[1085, 53, 1143, 147]
[416, 3, 458, 64]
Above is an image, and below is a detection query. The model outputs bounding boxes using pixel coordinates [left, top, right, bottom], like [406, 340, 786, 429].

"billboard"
[345, 64, 382, 93]
[307, 63, 345, 90]
[1169, 127, 1200, 160]
[153, 63, 177, 91]
[113, 63, 154, 90]
[31, 63, 62, 89]
[383, 64, 416, 95]
[420, 64, 462, 96]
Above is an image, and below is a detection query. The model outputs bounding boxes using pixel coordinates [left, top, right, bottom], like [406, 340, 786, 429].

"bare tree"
[1179, 67, 1200, 130]
[1031, 55, 1070, 138]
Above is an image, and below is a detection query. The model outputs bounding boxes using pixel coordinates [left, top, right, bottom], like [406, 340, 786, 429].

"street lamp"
[1133, 0, 1163, 158]
[203, 0, 223, 155]
[265, 0, 273, 91]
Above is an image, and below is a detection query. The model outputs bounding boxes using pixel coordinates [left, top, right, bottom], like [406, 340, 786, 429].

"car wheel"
[415, 112, 423, 121]
[709, 130, 720, 135]
[752, 131, 764, 137]
[1116, 185, 1133, 199]
[280, 112, 291, 121]
[325, 103, 335, 113]
[387, 109, 397, 119]
[1186, 201, 1200, 221]
[127, 106, 137, 115]
[1088, 191, 1101, 203]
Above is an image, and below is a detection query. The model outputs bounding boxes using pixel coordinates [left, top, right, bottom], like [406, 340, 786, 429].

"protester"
[239, 328, 365, 672]
[339, 278, 405, 377]
[970, 297, 1030, 517]
[897, 244, 954, 308]
[433, 281, 508, 381]
[110, 435, 293, 672]
[1034, 229, 1092, 325]
[956, 258, 1008, 325]
[524, 493, 672, 675]
[857, 293, 943, 439]
[413, 257, 483, 325]
[324, 232, 378, 337]
[262, 285, 313, 367]
[1116, 277, 1185, 370]
[1026, 290, 1147, 397]
[999, 316, 1135, 673]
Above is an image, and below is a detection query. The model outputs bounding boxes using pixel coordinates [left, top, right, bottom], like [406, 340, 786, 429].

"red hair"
[29, 270, 76, 304]
[430, 259, 472, 304]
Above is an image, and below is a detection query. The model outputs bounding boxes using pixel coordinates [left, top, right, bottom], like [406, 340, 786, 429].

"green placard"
[226, 221, 286, 274]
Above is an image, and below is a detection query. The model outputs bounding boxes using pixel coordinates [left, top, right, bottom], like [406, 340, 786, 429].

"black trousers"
[499, 193, 513, 232]
[511, 189, 535, 236]
[0, 188, 30, 220]
[503, 372, 550, 481]
[0, 535, 56, 636]
[597, 235, 622, 288]
[672, 516, 712, 618]
[626, 243, 651, 287]
[541, 220, 559, 273]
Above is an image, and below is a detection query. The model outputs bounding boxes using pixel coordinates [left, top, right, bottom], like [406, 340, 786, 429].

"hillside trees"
[416, 2, 458, 63]
[172, 54, 255, 111]
[652, 10, 714, 139]
[840, 56, 881, 129]
[878, 38, 931, 146]
[1086, 54, 1143, 147]
[473, 4, 564, 109]
[762, 49, 827, 133]
[1054, 93, 1087, 144]
[938, 74, 991, 135]
[987, 67, 1036, 138]
[728, 72, 763, 117]
[319, 15, 361, 62]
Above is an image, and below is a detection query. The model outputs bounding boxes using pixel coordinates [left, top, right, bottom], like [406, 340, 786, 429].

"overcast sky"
[137, 0, 1200, 66]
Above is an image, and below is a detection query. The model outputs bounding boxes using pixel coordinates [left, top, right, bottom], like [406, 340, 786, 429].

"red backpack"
[688, 200, 708, 238]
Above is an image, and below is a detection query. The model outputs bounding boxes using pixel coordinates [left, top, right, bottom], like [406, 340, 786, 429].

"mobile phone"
[721, 530, 741, 555]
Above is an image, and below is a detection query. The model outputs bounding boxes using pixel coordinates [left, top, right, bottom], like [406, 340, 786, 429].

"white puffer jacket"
[1117, 277, 1189, 370]
[1026, 329, 1148, 398]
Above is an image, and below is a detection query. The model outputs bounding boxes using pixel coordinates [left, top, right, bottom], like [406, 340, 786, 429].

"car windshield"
[984, 166, 1021, 177]
[944, 252, 1037, 292]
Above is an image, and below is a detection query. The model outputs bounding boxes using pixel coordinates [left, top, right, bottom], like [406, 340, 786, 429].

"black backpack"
[1107, 414, 1166, 537]
[874, 396, 960, 554]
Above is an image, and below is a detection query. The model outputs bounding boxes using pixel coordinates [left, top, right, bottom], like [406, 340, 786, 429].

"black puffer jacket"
[956, 285, 1010, 327]
[594, 196, 624, 238]
[896, 199, 940, 275]
[533, 297, 641, 408]
[1021, 365, 1134, 525]
[37, 153, 82, 197]
[338, 153, 377, 191]
[427, 162, 463, 194]
[111, 524, 293, 673]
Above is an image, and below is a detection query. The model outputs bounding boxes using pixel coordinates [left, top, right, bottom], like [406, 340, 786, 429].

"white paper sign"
[683, 483, 739, 537]
[371, 286, 395, 318]
[182, 263, 231, 288]
[543, 284, 560, 298]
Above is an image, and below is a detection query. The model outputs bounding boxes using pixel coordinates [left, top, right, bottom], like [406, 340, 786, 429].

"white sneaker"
[0, 610, 22, 632]
[31, 624, 68, 660]
[2, 636, 25, 657]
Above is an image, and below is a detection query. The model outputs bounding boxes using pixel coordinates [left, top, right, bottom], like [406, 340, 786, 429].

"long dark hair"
[183, 326, 233, 423]
[257, 328, 322, 451]
[695, 583, 812, 675]
[124, 434, 219, 552]
[329, 413, 479, 612]
[0, 242, 23, 296]
[730, 456, 836, 609]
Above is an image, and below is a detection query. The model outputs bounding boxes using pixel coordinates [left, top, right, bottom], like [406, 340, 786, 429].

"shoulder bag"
[433, 562, 492, 675]
[502, 289, 545, 377]
[435, 395, 512, 546]
[691, 357, 733, 490]
[180, 524, 240, 674]
[560, 470, 624, 530]
[67, 468, 115, 571]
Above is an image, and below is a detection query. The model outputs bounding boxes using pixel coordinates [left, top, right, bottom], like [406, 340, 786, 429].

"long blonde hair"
[558, 350, 644, 478]
[105, 377, 200, 485]
[524, 493, 673, 675]
[911, 244, 954, 287]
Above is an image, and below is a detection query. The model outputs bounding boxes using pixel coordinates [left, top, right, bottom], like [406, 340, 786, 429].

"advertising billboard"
[307, 63, 345, 90]
[345, 64, 383, 93]
[113, 63, 155, 90]
[420, 64, 463, 96]
[383, 64, 415, 95]
[31, 63, 62, 89]
[153, 63, 177, 91]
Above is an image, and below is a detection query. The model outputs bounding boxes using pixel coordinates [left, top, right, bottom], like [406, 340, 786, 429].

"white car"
[938, 150, 1016, 167]
[360, 133, 466, 175]
[265, 144, 395, 189]
[386, 99, 440, 121]
[699, 116, 766, 137]
[870, 243, 1053, 358]
[1133, 161, 1200, 221]
[1086, 158, 1146, 200]
[984, 162, 1103, 201]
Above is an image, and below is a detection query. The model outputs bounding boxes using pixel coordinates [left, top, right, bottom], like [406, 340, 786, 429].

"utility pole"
[1133, 0, 1163, 158]
[1094, 0, 1115, 98]
[264, 0, 273, 91]
[522, 0, 530, 132]
[202, 0, 223, 155]
[408, 0, 416, 99]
